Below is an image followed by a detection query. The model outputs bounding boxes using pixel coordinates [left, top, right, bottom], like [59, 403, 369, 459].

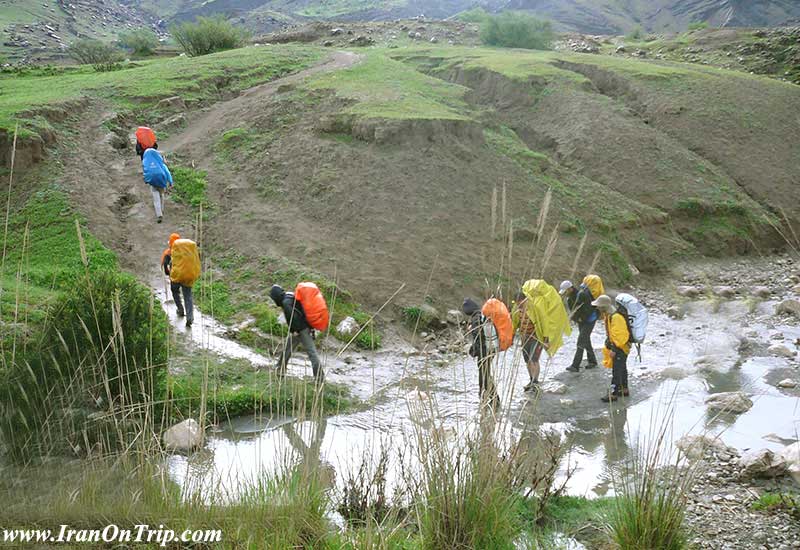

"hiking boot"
[524, 380, 540, 393]
[157, 216, 163, 224]
[566, 365, 581, 373]
[176, 310, 185, 318]
[585, 362, 598, 369]
[621, 388, 630, 397]
[185, 319, 192, 328]
[601, 392, 619, 403]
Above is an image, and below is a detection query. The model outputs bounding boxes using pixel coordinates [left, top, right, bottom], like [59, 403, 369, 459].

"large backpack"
[481, 298, 514, 351]
[136, 126, 157, 149]
[170, 239, 201, 287]
[295, 282, 329, 331]
[582, 274, 605, 299]
[615, 293, 649, 360]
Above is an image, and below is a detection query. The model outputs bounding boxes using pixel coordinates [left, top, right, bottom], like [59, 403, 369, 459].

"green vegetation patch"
[171, 166, 210, 209]
[168, 355, 359, 421]
[307, 52, 471, 121]
[0, 44, 323, 135]
[296, 0, 404, 18]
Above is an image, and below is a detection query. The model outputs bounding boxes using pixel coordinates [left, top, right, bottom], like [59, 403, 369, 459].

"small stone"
[778, 378, 797, 388]
[677, 285, 702, 298]
[446, 309, 464, 325]
[751, 286, 771, 298]
[705, 391, 753, 414]
[768, 344, 796, 358]
[542, 381, 568, 395]
[156, 95, 185, 110]
[777, 299, 800, 317]
[713, 286, 736, 298]
[336, 316, 359, 338]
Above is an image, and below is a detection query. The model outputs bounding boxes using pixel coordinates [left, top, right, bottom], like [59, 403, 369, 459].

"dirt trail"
[62, 51, 360, 288]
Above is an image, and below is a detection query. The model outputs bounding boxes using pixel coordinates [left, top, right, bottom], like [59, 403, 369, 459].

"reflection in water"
[282, 418, 335, 488]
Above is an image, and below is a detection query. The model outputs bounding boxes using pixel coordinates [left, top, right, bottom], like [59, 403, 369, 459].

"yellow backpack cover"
[582, 274, 605, 300]
[170, 239, 201, 287]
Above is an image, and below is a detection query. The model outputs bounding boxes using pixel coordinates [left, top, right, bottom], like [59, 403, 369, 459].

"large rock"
[446, 309, 464, 325]
[336, 316, 359, 338]
[163, 419, 203, 452]
[705, 391, 753, 414]
[676, 434, 732, 461]
[738, 448, 787, 479]
[776, 299, 800, 317]
[157, 95, 185, 110]
[779, 442, 800, 485]
[677, 285, 702, 298]
[768, 343, 796, 358]
[751, 286, 772, 299]
[712, 286, 736, 298]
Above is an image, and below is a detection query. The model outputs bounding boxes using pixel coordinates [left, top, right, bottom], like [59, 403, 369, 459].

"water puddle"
[157, 286, 800, 502]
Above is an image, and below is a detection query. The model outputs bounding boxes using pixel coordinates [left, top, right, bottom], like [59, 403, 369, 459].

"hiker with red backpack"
[135, 126, 158, 159]
[270, 283, 329, 383]
[462, 297, 513, 406]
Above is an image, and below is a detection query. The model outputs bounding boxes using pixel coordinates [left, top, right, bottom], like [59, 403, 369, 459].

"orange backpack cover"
[481, 298, 514, 351]
[135, 126, 157, 149]
[295, 282, 330, 331]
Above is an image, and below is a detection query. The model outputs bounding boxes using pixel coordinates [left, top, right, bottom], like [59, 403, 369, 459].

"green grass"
[308, 52, 471, 120]
[752, 492, 799, 517]
[168, 354, 359, 421]
[0, 44, 323, 136]
[170, 166, 210, 209]
[296, 0, 404, 17]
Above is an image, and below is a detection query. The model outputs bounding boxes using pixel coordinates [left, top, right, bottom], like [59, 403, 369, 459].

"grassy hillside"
[4, 41, 799, 314]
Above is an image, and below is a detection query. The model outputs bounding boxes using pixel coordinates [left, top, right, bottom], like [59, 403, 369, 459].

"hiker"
[593, 294, 631, 402]
[135, 126, 158, 159]
[161, 233, 200, 327]
[462, 298, 503, 406]
[270, 284, 325, 383]
[513, 280, 571, 393]
[142, 147, 173, 223]
[561, 275, 602, 372]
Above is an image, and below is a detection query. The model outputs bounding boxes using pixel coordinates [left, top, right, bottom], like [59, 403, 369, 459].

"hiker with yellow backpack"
[462, 297, 513, 406]
[161, 233, 201, 327]
[270, 282, 329, 384]
[560, 274, 604, 373]
[592, 294, 631, 402]
[512, 280, 571, 394]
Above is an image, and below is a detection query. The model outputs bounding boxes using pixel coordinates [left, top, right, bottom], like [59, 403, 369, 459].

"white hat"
[559, 280, 573, 295]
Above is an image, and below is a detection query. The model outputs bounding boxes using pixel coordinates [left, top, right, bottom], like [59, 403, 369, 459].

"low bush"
[118, 28, 159, 57]
[67, 39, 122, 71]
[0, 271, 168, 460]
[171, 16, 250, 57]
[688, 21, 710, 31]
[480, 12, 554, 51]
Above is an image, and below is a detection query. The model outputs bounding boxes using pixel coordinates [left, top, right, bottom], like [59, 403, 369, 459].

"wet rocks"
[676, 434, 733, 460]
[336, 316, 359, 338]
[780, 442, 800, 485]
[768, 344, 797, 358]
[349, 35, 374, 47]
[712, 285, 736, 298]
[666, 305, 685, 319]
[778, 378, 797, 389]
[738, 448, 787, 479]
[777, 299, 800, 317]
[163, 419, 203, 452]
[705, 391, 753, 414]
[751, 286, 772, 299]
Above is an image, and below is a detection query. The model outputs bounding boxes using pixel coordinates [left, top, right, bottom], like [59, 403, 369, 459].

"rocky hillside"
[0, 0, 165, 64]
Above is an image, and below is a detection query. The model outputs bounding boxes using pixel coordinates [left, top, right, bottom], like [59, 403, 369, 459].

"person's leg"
[158, 188, 166, 216]
[299, 328, 324, 382]
[150, 186, 163, 219]
[611, 352, 624, 395]
[584, 321, 598, 367]
[182, 285, 194, 325]
[478, 354, 489, 399]
[170, 282, 184, 316]
[620, 352, 629, 395]
[277, 333, 295, 374]
[568, 341, 584, 371]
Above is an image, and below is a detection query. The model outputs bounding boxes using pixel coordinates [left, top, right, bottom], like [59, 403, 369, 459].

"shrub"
[626, 26, 645, 41]
[67, 39, 122, 71]
[171, 166, 209, 208]
[457, 7, 490, 23]
[118, 28, 159, 56]
[171, 16, 250, 57]
[688, 21, 709, 31]
[480, 12, 554, 50]
[0, 271, 169, 460]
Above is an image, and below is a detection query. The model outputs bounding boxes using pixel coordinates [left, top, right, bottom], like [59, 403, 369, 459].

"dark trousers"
[278, 328, 324, 382]
[171, 282, 193, 323]
[478, 353, 497, 403]
[611, 350, 629, 394]
[571, 320, 597, 368]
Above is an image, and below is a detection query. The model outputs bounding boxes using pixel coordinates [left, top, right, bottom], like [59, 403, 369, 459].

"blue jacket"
[142, 148, 173, 189]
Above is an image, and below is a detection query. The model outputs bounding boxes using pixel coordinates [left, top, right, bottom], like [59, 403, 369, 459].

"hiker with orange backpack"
[561, 274, 604, 373]
[135, 126, 158, 159]
[161, 233, 200, 327]
[462, 297, 512, 406]
[270, 282, 328, 383]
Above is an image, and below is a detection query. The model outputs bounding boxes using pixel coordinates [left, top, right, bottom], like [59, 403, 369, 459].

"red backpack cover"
[295, 282, 330, 331]
[135, 126, 157, 149]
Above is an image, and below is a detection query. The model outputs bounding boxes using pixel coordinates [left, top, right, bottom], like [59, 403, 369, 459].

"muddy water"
[162, 292, 800, 504]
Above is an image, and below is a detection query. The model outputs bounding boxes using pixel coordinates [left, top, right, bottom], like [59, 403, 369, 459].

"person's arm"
[162, 253, 171, 276]
[164, 161, 173, 188]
